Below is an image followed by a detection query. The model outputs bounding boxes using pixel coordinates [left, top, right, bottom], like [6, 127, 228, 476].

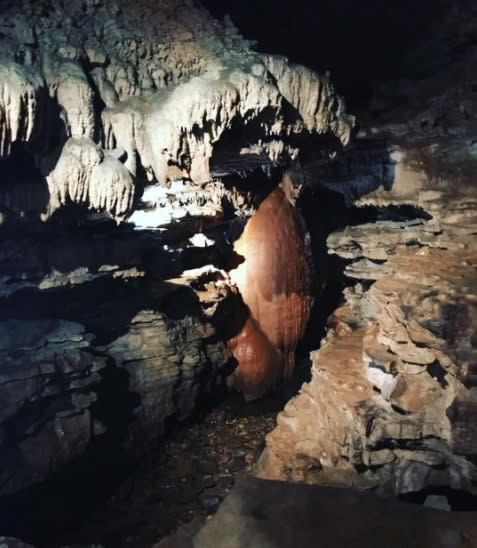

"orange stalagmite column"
[228, 182, 312, 401]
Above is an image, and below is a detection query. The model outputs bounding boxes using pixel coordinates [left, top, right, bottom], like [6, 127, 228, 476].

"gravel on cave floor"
[79, 393, 280, 548]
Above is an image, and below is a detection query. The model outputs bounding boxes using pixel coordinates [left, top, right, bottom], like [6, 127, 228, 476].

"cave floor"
[77, 392, 280, 548]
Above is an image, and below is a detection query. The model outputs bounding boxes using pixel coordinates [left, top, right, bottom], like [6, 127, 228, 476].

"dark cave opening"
[0, 142, 49, 218]
[201, 0, 451, 109]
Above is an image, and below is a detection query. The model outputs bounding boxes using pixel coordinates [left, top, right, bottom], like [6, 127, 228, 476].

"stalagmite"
[228, 179, 312, 400]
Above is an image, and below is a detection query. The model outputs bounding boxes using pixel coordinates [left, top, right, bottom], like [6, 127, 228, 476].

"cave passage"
[0, 169, 446, 547]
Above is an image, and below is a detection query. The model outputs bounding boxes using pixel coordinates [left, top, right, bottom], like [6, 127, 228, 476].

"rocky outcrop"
[256, 30, 477, 497]
[0, 0, 353, 221]
[0, 144, 276, 498]
[257, 246, 477, 494]
[192, 477, 477, 548]
[0, 273, 231, 496]
[0, 319, 103, 495]
[103, 306, 227, 442]
[0, 62, 45, 157]
[46, 137, 135, 218]
[228, 180, 312, 400]
[264, 56, 352, 142]
[0, 0, 353, 499]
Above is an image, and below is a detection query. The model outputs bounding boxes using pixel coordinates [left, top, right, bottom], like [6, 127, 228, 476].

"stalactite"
[0, 0, 354, 220]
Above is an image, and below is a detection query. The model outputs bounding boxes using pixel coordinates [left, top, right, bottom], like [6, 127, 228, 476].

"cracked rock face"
[0, 0, 352, 222]
[0, 278, 230, 496]
[0, 319, 102, 494]
[257, 251, 477, 494]
[256, 13, 477, 497]
[0, 0, 355, 499]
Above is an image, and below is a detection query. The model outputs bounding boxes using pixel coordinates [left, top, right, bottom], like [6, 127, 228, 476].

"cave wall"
[0, 0, 353, 222]
[0, 277, 231, 496]
[256, 14, 477, 496]
[2, 0, 476, 517]
[0, 0, 354, 498]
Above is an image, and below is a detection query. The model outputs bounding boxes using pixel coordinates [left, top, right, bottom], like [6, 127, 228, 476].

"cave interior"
[0, 0, 476, 546]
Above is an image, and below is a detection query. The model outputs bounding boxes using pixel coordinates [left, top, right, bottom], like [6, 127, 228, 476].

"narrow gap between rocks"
[400, 488, 477, 512]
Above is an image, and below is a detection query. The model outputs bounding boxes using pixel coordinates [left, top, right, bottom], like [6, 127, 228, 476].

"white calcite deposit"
[0, 0, 353, 220]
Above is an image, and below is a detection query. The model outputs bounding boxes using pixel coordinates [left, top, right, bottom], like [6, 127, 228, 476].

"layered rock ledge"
[0, 0, 356, 501]
[256, 21, 477, 498]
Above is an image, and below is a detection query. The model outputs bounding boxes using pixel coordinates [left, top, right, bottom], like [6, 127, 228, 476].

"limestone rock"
[0, 61, 45, 156]
[104, 306, 227, 441]
[0, 0, 353, 220]
[264, 55, 354, 143]
[194, 477, 477, 548]
[46, 138, 134, 219]
[257, 245, 477, 494]
[0, 276, 230, 496]
[55, 60, 96, 139]
[0, 318, 102, 495]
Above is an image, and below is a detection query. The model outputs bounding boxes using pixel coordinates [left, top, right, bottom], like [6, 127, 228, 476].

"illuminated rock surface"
[0, 0, 477, 546]
[0, 0, 352, 221]
[228, 184, 312, 400]
[0, 0, 353, 502]
[256, 6, 477, 496]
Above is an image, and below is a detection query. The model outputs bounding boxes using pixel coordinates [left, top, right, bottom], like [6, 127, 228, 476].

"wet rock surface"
[228, 182, 312, 400]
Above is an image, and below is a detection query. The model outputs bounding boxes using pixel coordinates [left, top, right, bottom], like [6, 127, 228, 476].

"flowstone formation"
[0, 0, 352, 222]
[228, 179, 312, 401]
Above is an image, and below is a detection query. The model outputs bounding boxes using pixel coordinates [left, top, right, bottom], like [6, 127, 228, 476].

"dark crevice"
[427, 360, 449, 389]
[0, 142, 50, 216]
[400, 488, 477, 512]
[390, 404, 413, 416]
